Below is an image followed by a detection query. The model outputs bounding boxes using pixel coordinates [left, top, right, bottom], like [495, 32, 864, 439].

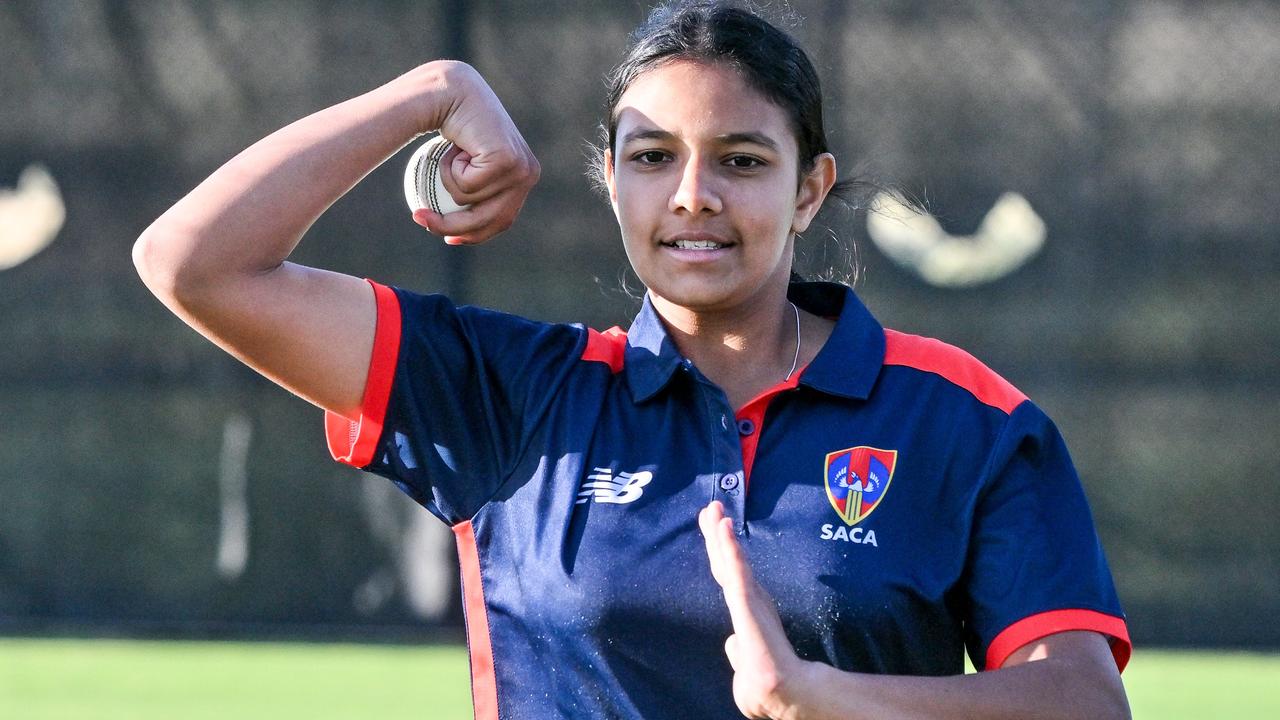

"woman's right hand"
[410, 62, 540, 245]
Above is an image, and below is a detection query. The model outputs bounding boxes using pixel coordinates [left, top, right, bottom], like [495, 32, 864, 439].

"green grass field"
[2, 638, 1277, 719]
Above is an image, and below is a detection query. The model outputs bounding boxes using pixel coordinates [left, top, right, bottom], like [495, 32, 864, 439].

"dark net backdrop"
[1, 0, 1277, 648]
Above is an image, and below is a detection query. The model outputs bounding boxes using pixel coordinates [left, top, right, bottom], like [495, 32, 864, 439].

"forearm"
[782, 657, 1129, 720]
[134, 60, 462, 298]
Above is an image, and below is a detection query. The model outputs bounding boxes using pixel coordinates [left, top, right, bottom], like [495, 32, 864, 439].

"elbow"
[132, 224, 177, 299]
[132, 227, 158, 288]
[132, 222, 208, 307]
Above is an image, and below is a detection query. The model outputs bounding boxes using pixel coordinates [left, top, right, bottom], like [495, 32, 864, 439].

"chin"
[645, 277, 756, 313]
[633, 253, 790, 314]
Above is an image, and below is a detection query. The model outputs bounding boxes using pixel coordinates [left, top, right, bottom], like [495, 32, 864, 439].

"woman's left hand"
[699, 501, 816, 720]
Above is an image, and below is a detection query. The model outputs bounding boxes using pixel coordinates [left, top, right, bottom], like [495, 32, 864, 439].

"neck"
[650, 290, 798, 401]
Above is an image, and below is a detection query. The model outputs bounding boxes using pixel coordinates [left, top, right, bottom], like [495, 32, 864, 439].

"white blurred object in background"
[867, 191, 1046, 288]
[0, 165, 65, 271]
[216, 413, 253, 581]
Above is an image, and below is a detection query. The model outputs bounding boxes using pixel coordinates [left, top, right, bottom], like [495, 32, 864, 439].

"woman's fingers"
[438, 144, 538, 208]
[414, 179, 531, 245]
[700, 503, 807, 718]
[413, 62, 540, 245]
[698, 502, 736, 588]
[421, 153, 535, 244]
[699, 503, 787, 649]
[444, 144, 538, 244]
[717, 517, 780, 651]
[699, 502, 752, 596]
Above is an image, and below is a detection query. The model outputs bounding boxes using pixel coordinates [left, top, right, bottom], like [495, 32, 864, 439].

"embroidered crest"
[824, 446, 897, 526]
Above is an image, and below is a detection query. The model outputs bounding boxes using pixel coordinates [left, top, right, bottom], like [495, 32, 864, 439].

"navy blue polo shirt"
[326, 280, 1130, 720]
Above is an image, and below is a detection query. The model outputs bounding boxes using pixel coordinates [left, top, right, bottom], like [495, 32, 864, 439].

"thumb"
[724, 633, 741, 671]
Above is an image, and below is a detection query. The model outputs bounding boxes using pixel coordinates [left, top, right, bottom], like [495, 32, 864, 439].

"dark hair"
[588, 0, 862, 203]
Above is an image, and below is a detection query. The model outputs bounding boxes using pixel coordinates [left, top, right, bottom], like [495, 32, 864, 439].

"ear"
[792, 152, 837, 234]
[604, 149, 619, 213]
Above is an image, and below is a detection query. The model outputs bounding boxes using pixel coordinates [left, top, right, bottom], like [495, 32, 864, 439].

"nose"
[669, 156, 722, 216]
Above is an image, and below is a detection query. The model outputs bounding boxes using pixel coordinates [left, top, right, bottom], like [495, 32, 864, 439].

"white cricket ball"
[403, 134, 469, 215]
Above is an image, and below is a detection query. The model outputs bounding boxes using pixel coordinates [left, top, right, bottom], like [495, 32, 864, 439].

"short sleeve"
[962, 401, 1131, 672]
[325, 280, 586, 524]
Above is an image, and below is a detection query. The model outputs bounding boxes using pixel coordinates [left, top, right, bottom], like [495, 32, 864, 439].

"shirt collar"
[624, 293, 688, 403]
[788, 281, 884, 400]
[623, 282, 885, 403]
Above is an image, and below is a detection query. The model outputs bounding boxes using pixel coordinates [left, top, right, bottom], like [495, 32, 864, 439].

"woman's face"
[605, 60, 831, 315]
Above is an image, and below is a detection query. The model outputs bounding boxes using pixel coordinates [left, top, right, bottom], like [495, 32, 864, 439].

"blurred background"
[1, 0, 1277, 657]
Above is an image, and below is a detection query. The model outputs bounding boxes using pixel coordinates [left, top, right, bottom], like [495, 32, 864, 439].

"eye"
[725, 155, 765, 169]
[631, 150, 670, 165]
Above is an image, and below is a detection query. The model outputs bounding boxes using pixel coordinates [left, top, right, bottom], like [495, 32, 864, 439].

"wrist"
[770, 659, 829, 720]
[400, 59, 477, 135]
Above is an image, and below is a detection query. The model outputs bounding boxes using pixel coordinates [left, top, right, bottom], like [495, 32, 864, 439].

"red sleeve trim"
[581, 326, 627, 373]
[986, 608, 1132, 673]
[453, 520, 498, 720]
[324, 280, 402, 468]
[883, 329, 1027, 414]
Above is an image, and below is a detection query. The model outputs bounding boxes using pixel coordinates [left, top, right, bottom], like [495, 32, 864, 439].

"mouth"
[659, 232, 735, 251]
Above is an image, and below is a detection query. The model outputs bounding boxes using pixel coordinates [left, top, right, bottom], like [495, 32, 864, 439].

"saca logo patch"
[823, 446, 897, 525]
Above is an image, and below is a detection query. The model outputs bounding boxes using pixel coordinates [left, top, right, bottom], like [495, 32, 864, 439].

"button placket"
[695, 377, 748, 532]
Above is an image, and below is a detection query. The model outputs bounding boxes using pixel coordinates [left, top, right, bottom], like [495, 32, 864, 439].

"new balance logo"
[576, 467, 653, 505]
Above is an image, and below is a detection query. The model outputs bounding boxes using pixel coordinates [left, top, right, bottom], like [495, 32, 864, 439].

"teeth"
[672, 239, 724, 250]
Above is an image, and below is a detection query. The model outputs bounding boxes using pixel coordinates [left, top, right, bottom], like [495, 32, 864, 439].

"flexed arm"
[133, 61, 538, 418]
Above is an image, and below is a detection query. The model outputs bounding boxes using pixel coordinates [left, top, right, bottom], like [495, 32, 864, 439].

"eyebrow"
[716, 132, 779, 150]
[619, 128, 780, 151]
[620, 128, 676, 145]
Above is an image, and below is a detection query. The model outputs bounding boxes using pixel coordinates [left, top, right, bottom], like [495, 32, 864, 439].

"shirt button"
[719, 473, 740, 491]
[721, 414, 729, 430]
[736, 418, 756, 436]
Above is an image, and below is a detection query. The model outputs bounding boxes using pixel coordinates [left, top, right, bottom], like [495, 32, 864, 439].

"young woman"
[134, 2, 1131, 718]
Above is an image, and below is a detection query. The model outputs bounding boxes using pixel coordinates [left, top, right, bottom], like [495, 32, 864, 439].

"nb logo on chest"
[576, 467, 653, 505]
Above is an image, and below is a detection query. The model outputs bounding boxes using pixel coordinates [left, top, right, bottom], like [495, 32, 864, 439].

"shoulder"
[390, 286, 583, 341]
[377, 285, 603, 378]
[881, 328, 1027, 415]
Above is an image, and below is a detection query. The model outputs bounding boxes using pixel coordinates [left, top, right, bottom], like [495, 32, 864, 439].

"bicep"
[1001, 631, 1130, 718]
[164, 260, 375, 418]
[1000, 630, 1117, 669]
